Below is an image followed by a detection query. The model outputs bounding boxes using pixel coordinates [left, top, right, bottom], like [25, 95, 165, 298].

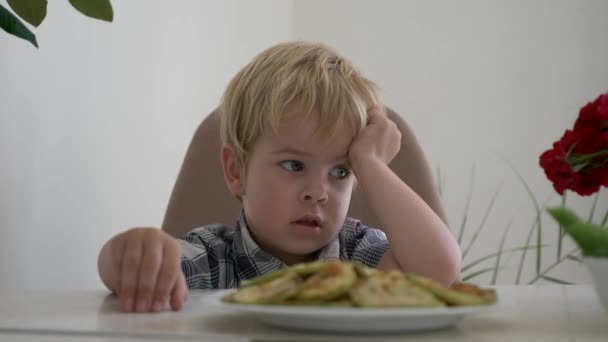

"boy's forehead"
[264, 112, 355, 156]
[275, 111, 355, 139]
[276, 105, 358, 134]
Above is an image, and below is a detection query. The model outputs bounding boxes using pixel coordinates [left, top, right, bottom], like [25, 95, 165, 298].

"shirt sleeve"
[342, 220, 390, 268]
[178, 226, 227, 289]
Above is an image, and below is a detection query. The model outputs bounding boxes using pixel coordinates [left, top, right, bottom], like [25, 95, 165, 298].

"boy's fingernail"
[122, 298, 133, 312]
[136, 299, 148, 312]
[152, 300, 163, 312]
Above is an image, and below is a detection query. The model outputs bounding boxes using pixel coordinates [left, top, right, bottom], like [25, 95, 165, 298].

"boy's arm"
[349, 109, 461, 286]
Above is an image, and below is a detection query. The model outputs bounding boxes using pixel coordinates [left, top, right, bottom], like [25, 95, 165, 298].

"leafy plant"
[441, 164, 604, 285]
[0, 0, 113, 48]
[538, 90, 608, 266]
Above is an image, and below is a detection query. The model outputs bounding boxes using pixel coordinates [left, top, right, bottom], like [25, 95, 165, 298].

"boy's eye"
[330, 167, 350, 179]
[280, 160, 304, 172]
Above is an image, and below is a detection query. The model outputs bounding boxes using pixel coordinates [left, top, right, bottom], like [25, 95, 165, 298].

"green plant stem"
[461, 245, 543, 273]
[462, 184, 502, 260]
[541, 275, 573, 285]
[558, 193, 567, 259]
[457, 165, 475, 245]
[527, 248, 578, 284]
[567, 254, 583, 263]
[462, 267, 506, 282]
[516, 221, 536, 284]
[515, 194, 554, 284]
[492, 217, 514, 285]
[510, 163, 543, 277]
[569, 150, 608, 164]
[588, 191, 600, 223]
[602, 208, 608, 227]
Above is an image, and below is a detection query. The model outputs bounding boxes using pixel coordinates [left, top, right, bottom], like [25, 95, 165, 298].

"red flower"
[539, 131, 577, 195]
[573, 93, 608, 153]
[540, 91, 608, 197]
[571, 167, 604, 196]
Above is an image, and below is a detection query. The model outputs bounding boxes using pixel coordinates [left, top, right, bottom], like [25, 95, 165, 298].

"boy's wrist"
[350, 153, 384, 175]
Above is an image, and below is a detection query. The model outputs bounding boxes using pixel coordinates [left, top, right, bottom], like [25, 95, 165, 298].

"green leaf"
[0, 4, 38, 48]
[68, 0, 113, 22]
[547, 206, 580, 227]
[547, 207, 608, 257]
[7, 0, 47, 27]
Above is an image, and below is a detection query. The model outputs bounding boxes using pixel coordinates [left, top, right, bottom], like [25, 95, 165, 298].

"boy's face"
[225, 109, 356, 265]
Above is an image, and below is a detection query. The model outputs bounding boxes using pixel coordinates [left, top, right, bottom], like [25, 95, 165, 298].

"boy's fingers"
[170, 273, 188, 312]
[151, 242, 181, 312]
[366, 107, 384, 121]
[119, 235, 143, 312]
[110, 236, 126, 293]
[134, 236, 163, 312]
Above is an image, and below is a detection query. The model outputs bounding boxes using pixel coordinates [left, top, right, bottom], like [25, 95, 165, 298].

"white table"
[0, 285, 606, 341]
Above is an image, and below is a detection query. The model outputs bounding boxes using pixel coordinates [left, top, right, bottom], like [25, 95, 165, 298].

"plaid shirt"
[178, 210, 389, 289]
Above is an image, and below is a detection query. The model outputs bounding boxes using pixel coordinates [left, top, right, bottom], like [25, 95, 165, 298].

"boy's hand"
[349, 107, 401, 170]
[105, 228, 188, 313]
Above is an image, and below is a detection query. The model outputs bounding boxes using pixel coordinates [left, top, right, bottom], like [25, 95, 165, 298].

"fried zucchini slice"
[275, 295, 354, 307]
[223, 271, 303, 304]
[353, 262, 380, 278]
[350, 270, 444, 307]
[407, 274, 497, 306]
[296, 260, 357, 301]
[240, 260, 325, 288]
[449, 282, 497, 304]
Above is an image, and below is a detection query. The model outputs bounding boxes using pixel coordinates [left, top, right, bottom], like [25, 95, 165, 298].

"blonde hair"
[220, 41, 381, 175]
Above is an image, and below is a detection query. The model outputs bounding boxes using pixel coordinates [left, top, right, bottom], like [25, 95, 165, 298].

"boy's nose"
[300, 182, 329, 204]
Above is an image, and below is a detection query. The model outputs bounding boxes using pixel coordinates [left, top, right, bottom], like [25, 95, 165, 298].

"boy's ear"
[221, 144, 245, 198]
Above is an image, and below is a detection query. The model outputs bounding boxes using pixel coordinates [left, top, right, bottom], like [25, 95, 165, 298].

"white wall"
[295, 0, 608, 284]
[0, 0, 294, 289]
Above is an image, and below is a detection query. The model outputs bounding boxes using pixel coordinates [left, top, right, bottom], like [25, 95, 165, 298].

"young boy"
[98, 41, 461, 313]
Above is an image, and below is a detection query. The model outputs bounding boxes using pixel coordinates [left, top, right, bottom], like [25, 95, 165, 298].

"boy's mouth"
[292, 214, 322, 228]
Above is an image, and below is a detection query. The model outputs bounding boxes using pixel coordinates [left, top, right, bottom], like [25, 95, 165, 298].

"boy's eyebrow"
[271, 147, 312, 157]
[271, 147, 349, 163]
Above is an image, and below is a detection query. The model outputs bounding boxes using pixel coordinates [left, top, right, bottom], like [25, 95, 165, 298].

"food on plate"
[407, 273, 497, 306]
[240, 260, 325, 288]
[350, 270, 444, 307]
[221, 260, 497, 308]
[296, 260, 357, 301]
[223, 271, 303, 304]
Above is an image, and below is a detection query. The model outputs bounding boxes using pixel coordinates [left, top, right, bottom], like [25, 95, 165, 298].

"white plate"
[202, 290, 497, 333]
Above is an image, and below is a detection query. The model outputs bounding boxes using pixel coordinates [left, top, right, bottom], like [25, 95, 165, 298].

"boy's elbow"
[437, 248, 462, 286]
[442, 259, 462, 287]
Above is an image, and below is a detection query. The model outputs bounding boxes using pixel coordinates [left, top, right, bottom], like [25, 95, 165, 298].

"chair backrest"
[162, 107, 447, 238]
